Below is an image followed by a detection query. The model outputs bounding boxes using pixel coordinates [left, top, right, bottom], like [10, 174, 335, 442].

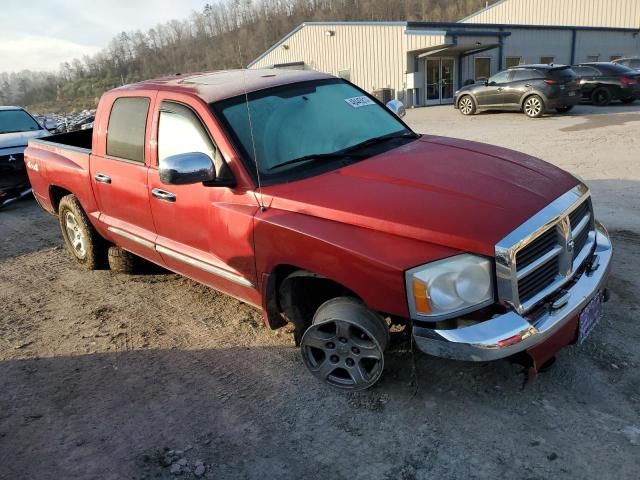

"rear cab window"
[106, 97, 150, 163]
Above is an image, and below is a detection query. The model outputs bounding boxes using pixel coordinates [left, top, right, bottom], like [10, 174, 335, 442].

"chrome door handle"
[94, 173, 111, 184]
[152, 188, 176, 203]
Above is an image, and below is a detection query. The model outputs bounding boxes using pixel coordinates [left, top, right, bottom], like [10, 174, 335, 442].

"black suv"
[573, 62, 640, 106]
[454, 65, 580, 118]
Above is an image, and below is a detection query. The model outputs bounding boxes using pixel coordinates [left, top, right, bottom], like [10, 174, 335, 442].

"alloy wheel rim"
[460, 97, 473, 114]
[64, 211, 87, 259]
[301, 318, 384, 390]
[525, 98, 542, 116]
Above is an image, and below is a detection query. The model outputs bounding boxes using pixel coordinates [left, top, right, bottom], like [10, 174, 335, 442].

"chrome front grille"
[495, 185, 596, 314]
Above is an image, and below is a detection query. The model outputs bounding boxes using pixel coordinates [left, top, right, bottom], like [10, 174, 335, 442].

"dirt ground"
[1, 104, 639, 480]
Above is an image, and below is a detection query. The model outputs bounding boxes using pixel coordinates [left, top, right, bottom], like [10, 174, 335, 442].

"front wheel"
[300, 297, 389, 391]
[58, 195, 106, 270]
[458, 95, 477, 115]
[523, 95, 545, 118]
[555, 105, 574, 113]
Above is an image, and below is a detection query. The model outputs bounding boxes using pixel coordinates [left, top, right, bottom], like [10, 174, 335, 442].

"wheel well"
[272, 266, 360, 344]
[49, 185, 72, 214]
[520, 92, 547, 110]
[457, 93, 473, 107]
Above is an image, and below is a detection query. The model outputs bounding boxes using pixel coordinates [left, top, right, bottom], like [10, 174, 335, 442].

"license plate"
[569, 91, 576, 96]
[579, 291, 603, 343]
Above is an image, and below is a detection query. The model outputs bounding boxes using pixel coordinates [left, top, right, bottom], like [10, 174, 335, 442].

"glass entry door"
[425, 57, 455, 105]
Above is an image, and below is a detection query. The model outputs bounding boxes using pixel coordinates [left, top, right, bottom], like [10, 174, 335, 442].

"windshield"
[212, 79, 411, 184]
[0, 109, 41, 134]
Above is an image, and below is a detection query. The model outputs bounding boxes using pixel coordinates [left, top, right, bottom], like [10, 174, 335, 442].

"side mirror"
[484, 80, 489, 86]
[386, 99, 406, 118]
[159, 152, 216, 186]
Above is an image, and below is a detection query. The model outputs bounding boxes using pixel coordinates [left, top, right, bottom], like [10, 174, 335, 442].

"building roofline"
[409, 21, 640, 33]
[248, 20, 640, 67]
[458, 0, 509, 23]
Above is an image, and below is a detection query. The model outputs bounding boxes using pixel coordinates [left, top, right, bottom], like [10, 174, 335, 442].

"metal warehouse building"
[249, 0, 640, 107]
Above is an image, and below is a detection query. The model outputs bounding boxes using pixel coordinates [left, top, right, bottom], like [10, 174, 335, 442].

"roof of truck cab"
[114, 69, 335, 103]
[0, 106, 22, 111]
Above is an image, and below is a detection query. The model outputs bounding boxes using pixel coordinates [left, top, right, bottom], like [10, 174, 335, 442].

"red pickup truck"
[25, 69, 612, 390]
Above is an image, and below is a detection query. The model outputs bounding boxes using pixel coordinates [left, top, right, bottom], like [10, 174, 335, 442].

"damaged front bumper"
[412, 223, 612, 361]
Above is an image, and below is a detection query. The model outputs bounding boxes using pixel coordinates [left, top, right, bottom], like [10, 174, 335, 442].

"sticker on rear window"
[345, 96, 375, 108]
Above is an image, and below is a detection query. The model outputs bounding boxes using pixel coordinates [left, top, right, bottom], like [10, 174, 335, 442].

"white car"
[0, 106, 50, 208]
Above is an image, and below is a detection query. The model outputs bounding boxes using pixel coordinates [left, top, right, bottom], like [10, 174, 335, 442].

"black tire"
[300, 297, 389, 391]
[108, 246, 145, 274]
[58, 194, 107, 270]
[591, 87, 612, 106]
[523, 94, 545, 118]
[458, 95, 477, 115]
[555, 105, 574, 113]
[620, 97, 635, 104]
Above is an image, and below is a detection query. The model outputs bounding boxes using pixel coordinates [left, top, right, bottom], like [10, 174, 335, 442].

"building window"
[610, 55, 622, 61]
[338, 69, 351, 82]
[474, 57, 491, 81]
[540, 56, 555, 64]
[505, 57, 523, 68]
[587, 55, 600, 62]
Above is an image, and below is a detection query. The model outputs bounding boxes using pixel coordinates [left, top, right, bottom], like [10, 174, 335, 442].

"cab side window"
[511, 70, 534, 82]
[106, 97, 150, 163]
[158, 101, 230, 178]
[489, 70, 511, 84]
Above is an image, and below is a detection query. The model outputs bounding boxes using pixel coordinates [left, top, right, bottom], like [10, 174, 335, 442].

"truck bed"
[33, 128, 93, 151]
[25, 128, 97, 216]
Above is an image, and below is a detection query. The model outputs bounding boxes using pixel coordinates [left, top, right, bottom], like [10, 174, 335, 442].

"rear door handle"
[497, 87, 503, 91]
[94, 173, 111, 184]
[524, 84, 532, 88]
[152, 188, 176, 203]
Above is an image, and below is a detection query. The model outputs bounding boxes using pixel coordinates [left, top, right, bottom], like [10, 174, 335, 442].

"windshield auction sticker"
[345, 96, 376, 108]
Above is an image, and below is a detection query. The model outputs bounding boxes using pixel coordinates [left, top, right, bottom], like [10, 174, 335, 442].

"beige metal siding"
[503, 29, 574, 64]
[462, 0, 640, 28]
[250, 24, 446, 99]
[575, 30, 640, 61]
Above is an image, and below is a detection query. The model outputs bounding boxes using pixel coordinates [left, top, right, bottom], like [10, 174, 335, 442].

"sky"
[0, 0, 209, 73]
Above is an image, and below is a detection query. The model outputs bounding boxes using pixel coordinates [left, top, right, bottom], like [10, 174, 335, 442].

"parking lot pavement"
[0, 106, 639, 480]
[405, 102, 640, 233]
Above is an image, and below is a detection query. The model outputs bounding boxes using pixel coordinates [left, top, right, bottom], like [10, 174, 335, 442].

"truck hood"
[0, 130, 48, 151]
[261, 135, 579, 257]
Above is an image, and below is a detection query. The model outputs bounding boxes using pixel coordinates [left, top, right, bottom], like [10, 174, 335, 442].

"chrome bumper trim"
[413, 222, 612, 361]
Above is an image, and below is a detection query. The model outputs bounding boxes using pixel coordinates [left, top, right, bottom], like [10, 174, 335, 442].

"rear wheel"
[523, 95, 545, 118]
[300, 297, 389, 391]
[555, 105, 574, 113]
[591, 87, 612, 106]
[620, 97, 635, 104]
[58, 195, 106, 270]
[458, 95, 476, 115]
[108, 246, 144, 274]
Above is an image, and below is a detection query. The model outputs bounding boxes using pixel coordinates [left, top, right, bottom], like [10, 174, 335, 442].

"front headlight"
[406, 254, 494, 320]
